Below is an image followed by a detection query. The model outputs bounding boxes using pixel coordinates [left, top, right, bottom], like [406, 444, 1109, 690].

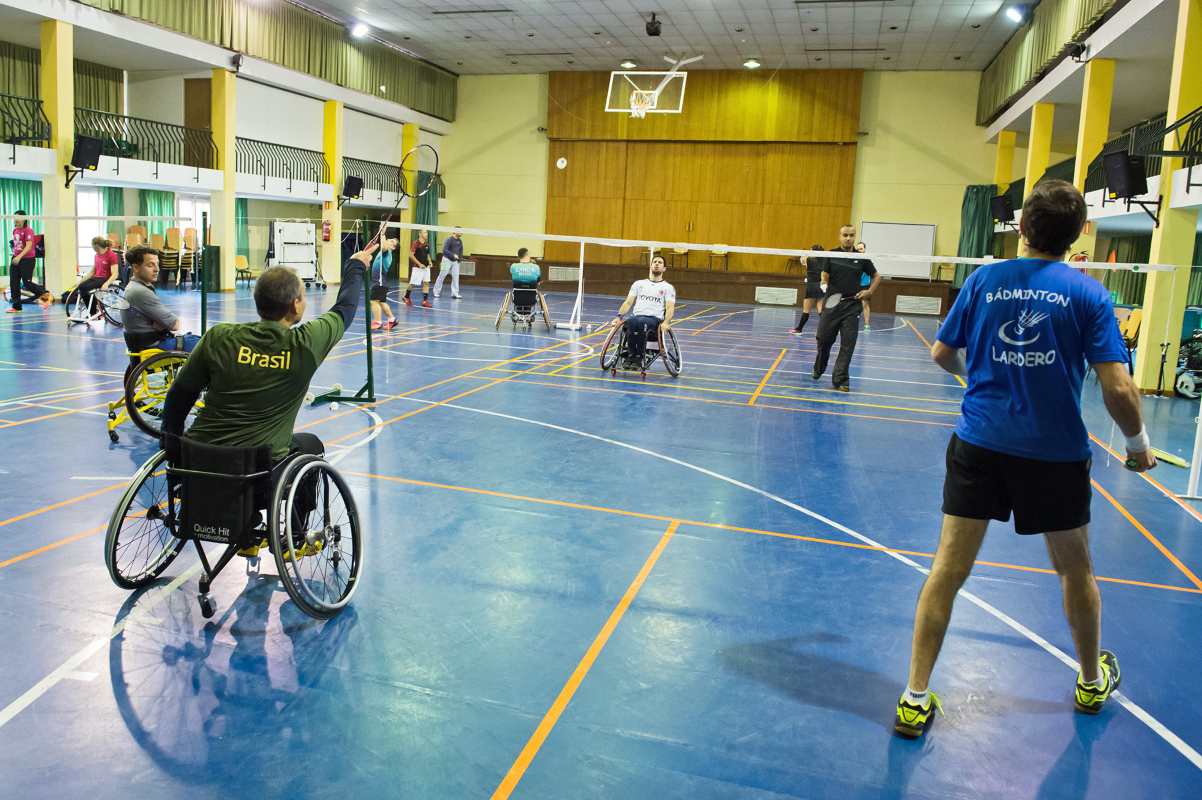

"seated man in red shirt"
[67, 237, 119, 313]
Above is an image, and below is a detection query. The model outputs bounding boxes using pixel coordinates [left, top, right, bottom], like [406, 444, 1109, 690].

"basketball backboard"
[604, 71, 687, 116]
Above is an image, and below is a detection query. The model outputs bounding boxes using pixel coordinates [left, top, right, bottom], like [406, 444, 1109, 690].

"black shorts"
[370, 285, 389, 302]
[805, 282, 824, 300]
[942, 434, 1091, 535]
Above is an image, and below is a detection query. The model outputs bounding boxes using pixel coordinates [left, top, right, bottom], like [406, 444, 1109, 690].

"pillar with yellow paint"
[1134, 0, 1202, 391]
[320, 100, 344, 284]
[210, 68, 237, 291]
[994, 129, 1017, 193]
[1071, 59, 1116, 259]
[38, 20, 76, 296]
[401, 123, 419, 231]
[1023, 102, 1055, 201]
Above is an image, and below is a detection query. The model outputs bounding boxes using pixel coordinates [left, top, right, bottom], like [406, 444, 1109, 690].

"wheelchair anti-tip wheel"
[104, 450, 185, 590]
[125, 351, 191, 437]
[269, 455, 363, 619]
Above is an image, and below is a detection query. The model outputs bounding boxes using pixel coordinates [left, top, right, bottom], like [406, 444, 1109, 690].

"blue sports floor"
[1, 282, 1200, 799]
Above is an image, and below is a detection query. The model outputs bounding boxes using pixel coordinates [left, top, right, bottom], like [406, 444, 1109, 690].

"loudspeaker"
[71, 135, 103, 171]
[990, 195, 1014, 222]
[342, 175, 364, 199]
[1102, 151, 1147, 198]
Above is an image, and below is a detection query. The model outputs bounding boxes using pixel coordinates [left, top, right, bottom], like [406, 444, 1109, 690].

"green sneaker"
[894, 690, 943, 738]
[1075, 650, 1121, 714]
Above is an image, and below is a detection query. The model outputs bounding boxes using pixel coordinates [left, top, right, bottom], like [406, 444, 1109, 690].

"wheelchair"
[599, 320, 682, 378]
[495, 284, 552, 332]
[65, 286, 126, 327]
[104, 436, 363, 620]
[107, 346, 203, 443]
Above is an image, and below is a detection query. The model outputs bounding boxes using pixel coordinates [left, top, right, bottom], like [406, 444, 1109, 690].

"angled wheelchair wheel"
[105, 450, 184, 590]
[661, 328, 682, 377]
[270, 456, 363, 619]
[599, 324, 622, 371]
[495, 292, 511, 330]
[125, 351, 190, 437]
[95, 289, 128, 327]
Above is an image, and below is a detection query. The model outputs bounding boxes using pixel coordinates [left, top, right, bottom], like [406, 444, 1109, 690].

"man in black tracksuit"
[812, 225, 879, 392]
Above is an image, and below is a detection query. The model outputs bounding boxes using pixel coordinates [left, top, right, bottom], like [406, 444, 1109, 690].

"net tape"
[380, 221, 1176, 272]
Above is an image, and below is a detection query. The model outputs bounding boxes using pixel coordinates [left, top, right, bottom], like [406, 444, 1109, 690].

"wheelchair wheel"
[270, 456, 363, 619]
[95, 289, 127, 327]
[125, 351, 189, 437]
[495, 292, 510, 330]
[104, 450, 184, 590]
[599, 324, 622, 371]
[661, 328, 682, 377]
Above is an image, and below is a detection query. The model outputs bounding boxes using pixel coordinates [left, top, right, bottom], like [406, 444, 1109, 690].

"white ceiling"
[302, 0, 1021, 74]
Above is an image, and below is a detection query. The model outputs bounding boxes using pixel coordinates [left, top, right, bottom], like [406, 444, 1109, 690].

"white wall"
[236, 78, 324, 150]
[345, 109, 401, 161]
[127, 72, 186, 126]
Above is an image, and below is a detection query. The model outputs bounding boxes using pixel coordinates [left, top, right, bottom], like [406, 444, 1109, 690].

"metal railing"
[237, 137, 329, 187]
[343, 156, 400, 197]
[0, 92, 51, 147]
[1083, 112, 1169, 195]
[74, 107, 217, 169]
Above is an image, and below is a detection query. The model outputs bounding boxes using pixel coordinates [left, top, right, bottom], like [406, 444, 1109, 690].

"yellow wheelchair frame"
[107, 348, 203, 443]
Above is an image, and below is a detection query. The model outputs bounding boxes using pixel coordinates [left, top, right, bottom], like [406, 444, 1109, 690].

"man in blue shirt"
[894, 179, 1155, 739]
[434, 227, 464, 299]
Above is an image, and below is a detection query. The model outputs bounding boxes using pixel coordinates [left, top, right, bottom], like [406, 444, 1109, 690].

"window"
[76, 188, 105, 275]
[177, 195, 210, 242]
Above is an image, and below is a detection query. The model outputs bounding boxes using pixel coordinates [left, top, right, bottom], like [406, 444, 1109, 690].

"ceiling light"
[1005, 6, 1024, 23]
[620, 60, 637, 69]
[350, 22, 370, 38]
[743, 58, 761, 69]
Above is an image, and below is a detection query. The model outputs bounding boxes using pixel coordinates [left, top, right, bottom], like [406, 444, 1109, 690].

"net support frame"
[555, 240, 586, 331]
[311, 273, 376, 406]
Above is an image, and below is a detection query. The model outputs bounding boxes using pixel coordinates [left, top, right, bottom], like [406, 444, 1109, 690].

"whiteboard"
[858, 221, 936, 279]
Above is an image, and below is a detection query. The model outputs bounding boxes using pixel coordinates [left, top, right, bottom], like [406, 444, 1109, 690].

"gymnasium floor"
[0, 283, 1200, 799]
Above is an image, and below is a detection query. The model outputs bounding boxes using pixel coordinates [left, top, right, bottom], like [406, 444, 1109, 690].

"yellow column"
[39, 20, 75, 295]
[401, 122, 419, 230]
[993, 130, 1017, 192]
[1134, 0, 1202, 390]
[320, 100, 344, 284]
[1023, 102, 1055, 199]
[210, 67, 237, 291]
[1071, 58, 1116, 259]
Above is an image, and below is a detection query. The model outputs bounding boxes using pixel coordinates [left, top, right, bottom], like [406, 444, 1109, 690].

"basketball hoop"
[630, 90, 654, 119]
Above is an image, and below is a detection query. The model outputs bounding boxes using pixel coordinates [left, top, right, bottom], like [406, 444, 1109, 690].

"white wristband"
[1125, 427, 1150, 453]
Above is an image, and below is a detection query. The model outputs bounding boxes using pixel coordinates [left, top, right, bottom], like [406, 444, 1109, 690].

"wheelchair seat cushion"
[175, 437, 273, 545]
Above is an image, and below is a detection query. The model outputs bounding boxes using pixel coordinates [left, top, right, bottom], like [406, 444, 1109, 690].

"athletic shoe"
[894, 691, 943, 738]
[236, 539, 268, 558]
[403, 296, 413, 307]
[5, 308, 18, 314]
[433, 293, 441, 299]
[789, 329, 804, 335]
[384, 319, 397, 331]
[452, 294, 462, 300]
[835, 385, 850, 393]
[812, 368, 821, 380]
[1075, 650, 1121, 714]
[370, 321, 381, 330]
[421, 299, 432, 308]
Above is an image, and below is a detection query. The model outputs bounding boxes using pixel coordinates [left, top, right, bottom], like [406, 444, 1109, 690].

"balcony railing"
[0, 92, 51, 147]
[74, 107, 217, 169]
[1083, 113, 1169, 195]
[237, 137, 329, 187]
[343, 155, 400, 196]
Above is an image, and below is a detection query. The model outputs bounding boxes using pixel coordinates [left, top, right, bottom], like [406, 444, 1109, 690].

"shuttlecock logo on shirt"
[998, 309, 1049, 346]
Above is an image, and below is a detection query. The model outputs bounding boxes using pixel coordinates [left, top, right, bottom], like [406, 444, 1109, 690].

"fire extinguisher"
[321, 220, 331, 242]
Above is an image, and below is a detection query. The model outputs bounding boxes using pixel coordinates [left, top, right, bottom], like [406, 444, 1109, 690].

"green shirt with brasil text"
[177, 311, 345, 459]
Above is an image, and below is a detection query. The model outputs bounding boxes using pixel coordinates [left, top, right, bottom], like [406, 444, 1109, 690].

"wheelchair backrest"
[512, 287, 539, 309]
[169, 437, 272, 545]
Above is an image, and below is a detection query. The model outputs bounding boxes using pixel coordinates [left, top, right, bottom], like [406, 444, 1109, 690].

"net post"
[200, 210, 208, 334]
[555, 239, 585, 331]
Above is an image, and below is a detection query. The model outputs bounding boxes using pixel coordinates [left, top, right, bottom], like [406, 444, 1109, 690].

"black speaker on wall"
[1102, 151, 1147, 199]
[342, 175, 364, 199]
[71, 135, 103, 171]
[990, 194, 1014, 223]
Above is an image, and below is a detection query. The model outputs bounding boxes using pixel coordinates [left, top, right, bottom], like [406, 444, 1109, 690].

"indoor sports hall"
[0, 1, 1200, 798]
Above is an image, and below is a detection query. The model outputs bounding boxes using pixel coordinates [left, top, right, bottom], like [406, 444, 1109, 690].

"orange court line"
[1091, 478, 1202, 592]
[749, 347, 788, 406]
[0, 401, 111, 431]
[1088, 432, 1202, 525]
[492, 519, 680, 799]
[0, 525, 105, 570]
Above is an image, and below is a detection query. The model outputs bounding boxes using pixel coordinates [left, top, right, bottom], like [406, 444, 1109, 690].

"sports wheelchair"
[495, 284, 553, 332]
[104, 436, 363, 620]
[108, 346, 203, 443]
[599, 320, 682, 378]
[65, 285, 125, 327]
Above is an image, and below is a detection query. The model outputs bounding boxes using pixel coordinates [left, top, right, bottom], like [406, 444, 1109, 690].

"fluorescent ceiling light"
[620, 60, 637, 69]
[351, 22, 370, 38]
[1005, 7, 1024, 23]
[743, 58, 761, 69]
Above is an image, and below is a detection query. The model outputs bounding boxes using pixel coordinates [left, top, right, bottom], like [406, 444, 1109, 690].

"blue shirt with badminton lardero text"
[937, 258, 1127, 462]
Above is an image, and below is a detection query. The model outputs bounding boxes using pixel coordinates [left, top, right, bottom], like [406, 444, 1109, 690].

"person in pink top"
[7, 210, 49, 312]
[68, 236, 119, 313]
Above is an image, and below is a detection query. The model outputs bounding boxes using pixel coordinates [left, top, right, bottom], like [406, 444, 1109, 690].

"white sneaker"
[452, 294, 462, 300]
[433, 294, 441, 299]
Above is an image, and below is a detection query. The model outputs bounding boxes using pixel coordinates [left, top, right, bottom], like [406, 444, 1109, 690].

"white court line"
[388, 396, 1202, 773]
[0, 406, 383, 731]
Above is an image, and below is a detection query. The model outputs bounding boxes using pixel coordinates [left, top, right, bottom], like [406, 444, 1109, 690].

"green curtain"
[954, 184, 997, 287]
[0, 178, 42, 278]
[235, 197, 250, 258]
[414, 171, 439, 255]
[138, 189, 175, 239]
[0, 42, 38, 99]
[1186, 232, 1202, 306]
[1103, 236, 1150, 306]
[75, 0, 456, 121]
[74, 61, 123, 114]
[101, 186, 124, 217]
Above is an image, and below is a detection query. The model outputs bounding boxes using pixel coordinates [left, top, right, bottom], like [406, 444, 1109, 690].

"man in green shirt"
[162, 246, 375, 462]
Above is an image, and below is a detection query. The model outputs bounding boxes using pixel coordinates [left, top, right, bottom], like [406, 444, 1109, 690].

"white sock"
[1080, 672, 1105, 689]
[903, 686, 929, 704]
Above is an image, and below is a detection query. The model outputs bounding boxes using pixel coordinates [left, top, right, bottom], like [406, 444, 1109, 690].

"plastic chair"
[707, 247, 729, 272]
[160, 228, 182, 286]
[235, 255, 258, 287]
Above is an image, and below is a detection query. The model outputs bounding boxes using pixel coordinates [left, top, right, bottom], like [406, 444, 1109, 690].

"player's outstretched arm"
[1095, 361, 1156, 471]
[328, 246, 376, 333]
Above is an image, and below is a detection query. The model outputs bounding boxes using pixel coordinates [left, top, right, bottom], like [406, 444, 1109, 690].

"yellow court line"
[546, 351, 596, 377]
[903, 318, 965, 388]
[491, 520, 681, 799]
[1091, 479, 1202, 592]
[749, 348, 787, 406]
[690, 311, 737, 336]
[0, 401, 111, 430]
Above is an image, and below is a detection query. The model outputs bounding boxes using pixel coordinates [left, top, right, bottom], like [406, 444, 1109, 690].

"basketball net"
[630, 90, 654, 119]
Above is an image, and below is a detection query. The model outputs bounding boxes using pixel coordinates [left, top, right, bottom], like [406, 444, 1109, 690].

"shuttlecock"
[330, 402, 340, 412]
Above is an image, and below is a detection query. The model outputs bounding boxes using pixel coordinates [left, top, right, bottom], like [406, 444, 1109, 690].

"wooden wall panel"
[545, 141, 627, 262]
[548, 70, 862, 143]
